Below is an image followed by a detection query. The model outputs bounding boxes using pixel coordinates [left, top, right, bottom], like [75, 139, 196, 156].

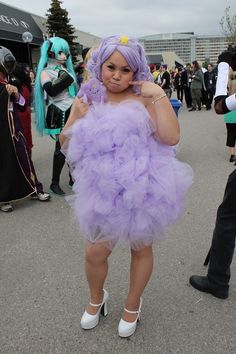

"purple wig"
[86, 35, 153, 94]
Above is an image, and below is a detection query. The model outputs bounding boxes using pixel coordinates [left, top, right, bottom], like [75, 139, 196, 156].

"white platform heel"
[118, 298, 142, 337]
[81, 289, 109, 330]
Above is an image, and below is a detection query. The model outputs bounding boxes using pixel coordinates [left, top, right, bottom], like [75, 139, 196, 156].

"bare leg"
[85, 243, 112, 315]
[122, 245, 153, 322]
[229, 147, 235, 156]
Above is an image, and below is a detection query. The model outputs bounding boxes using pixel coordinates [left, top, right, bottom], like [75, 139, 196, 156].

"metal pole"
[27, 43, 32, 69]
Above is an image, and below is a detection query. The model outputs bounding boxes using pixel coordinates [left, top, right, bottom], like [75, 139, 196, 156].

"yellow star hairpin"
[120, 36, 129, 45]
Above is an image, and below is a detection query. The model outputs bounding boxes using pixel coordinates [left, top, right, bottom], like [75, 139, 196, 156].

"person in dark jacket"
[174, 67, 184, 102]
[181, 63, 192, 108]
[160, 64, 172, 98]
[189, 60, 204, 111]
[204, 64, 216, 110]
[189, 48, 236, 299]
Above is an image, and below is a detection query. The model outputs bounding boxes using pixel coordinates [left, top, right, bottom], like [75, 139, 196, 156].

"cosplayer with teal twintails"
[34, 37, 77, 195]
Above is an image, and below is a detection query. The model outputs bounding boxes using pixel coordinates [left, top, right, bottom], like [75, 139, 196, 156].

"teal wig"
[35, 37, 77, 135]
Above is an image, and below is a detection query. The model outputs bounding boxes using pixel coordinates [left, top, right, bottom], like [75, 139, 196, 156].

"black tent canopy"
[0, 3, 43, 45]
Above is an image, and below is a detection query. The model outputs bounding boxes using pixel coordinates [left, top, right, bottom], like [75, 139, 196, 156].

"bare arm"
[130, 81, 179, 145]
[59, 96, 89, 145]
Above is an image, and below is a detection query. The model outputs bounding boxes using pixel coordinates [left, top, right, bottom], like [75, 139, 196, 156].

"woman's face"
[56, 51, 68, 64]
[101, 51, 134, 93]
[29, 71, 35, 79]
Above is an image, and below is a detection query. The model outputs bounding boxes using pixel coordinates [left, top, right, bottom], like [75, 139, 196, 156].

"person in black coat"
[204, 64, 216, 110]
[0, 46, 50, 212]
[174, 67, 184, 102]
[181, 63, 192, 108]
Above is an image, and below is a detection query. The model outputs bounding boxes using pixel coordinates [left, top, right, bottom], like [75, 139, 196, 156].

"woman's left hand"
[129, 80, 164, 98]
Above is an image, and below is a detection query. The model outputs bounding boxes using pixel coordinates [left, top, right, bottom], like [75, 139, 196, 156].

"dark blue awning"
[0, 3, 43, 45]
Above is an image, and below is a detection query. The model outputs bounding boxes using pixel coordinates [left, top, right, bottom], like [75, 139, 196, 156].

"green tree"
[45, 0, 78, 62]
[220, 6, 236, 46]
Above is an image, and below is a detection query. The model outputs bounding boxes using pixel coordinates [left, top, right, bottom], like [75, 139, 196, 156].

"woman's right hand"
[70, 96, 89, 120]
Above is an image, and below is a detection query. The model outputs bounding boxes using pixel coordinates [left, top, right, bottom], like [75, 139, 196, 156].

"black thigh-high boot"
[207, 170, 236, 291]
[50, 140, 65, 195]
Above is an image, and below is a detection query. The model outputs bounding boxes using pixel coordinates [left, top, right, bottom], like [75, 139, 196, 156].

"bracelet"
[151, 94, 167, 104]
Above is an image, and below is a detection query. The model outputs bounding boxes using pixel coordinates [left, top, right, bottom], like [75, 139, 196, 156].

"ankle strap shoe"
[118, 298, 142, 337]
[81, 289, 109, 330]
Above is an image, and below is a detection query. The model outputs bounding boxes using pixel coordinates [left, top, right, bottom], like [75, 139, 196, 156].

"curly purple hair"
[86, 35, 153, 94]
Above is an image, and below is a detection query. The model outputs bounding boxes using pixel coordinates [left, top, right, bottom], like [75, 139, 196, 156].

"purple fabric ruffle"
[62, 100, 193, 250]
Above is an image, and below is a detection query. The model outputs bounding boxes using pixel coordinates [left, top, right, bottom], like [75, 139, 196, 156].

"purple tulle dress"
[62, 99, 193, 250]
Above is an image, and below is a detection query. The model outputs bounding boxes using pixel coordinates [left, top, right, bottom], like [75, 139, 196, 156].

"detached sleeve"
[43, 70, 74, 97]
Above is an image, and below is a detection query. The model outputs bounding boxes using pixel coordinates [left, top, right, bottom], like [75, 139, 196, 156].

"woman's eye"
[123, 68, 131, 73]
[58, 51, 62, 55]
[107, 65, 114, 70]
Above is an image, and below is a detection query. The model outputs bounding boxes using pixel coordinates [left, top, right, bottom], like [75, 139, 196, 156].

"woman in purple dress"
[60, 36, 193, 337]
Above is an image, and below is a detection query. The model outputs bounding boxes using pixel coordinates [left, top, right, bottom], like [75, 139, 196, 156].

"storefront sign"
[0, 3, 43, 45]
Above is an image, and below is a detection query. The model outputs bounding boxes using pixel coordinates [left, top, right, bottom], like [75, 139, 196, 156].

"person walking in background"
[204, 63, 216, 110]
[160, 64, 172, 98]
[74, 47, 91, 87]
[201, 66, 207, 108]
[174, 67, 184, 102]
[60, 35, 193, 337]
[189, 60, 204, 111]
[150, 63, 160, 84]
[182, 63, 192, 108]
[29, 69, 36, 110]
[74, 62, 84, 87]
[189, 48, 236, 299]
[34, 37, 77, 195]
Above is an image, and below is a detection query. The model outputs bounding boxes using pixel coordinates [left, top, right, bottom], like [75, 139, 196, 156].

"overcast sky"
[4, 0, 236, 38]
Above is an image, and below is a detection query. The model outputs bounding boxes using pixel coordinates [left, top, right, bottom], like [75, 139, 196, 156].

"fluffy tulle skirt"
[63, 101, 193, 250]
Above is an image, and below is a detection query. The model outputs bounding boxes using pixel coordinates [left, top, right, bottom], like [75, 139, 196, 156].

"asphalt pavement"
[1, 99, 236, 354]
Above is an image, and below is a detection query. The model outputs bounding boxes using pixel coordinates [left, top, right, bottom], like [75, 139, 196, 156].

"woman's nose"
[113, 71, 121, 80]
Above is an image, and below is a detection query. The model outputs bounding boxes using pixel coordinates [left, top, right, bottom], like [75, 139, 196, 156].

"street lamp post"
[22, 31, 33, 68]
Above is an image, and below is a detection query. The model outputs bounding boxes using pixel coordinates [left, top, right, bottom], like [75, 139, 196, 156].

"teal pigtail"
[34, 40, 51, 135]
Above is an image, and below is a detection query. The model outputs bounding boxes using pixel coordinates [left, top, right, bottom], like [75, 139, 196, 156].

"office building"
[140, 32, 229, 66]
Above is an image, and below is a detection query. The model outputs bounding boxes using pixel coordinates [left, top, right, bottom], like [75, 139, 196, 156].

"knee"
[85, 244, 109, 265]
[131, 246, 153, 260]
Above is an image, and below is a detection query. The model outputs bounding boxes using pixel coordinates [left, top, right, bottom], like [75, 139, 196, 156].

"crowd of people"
[149, 59, 236, 163]
[1, 35, 236, 339]
[149, 60, 218, 112]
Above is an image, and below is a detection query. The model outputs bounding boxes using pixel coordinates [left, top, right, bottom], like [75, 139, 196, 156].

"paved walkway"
[1, 101, 236, 354]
